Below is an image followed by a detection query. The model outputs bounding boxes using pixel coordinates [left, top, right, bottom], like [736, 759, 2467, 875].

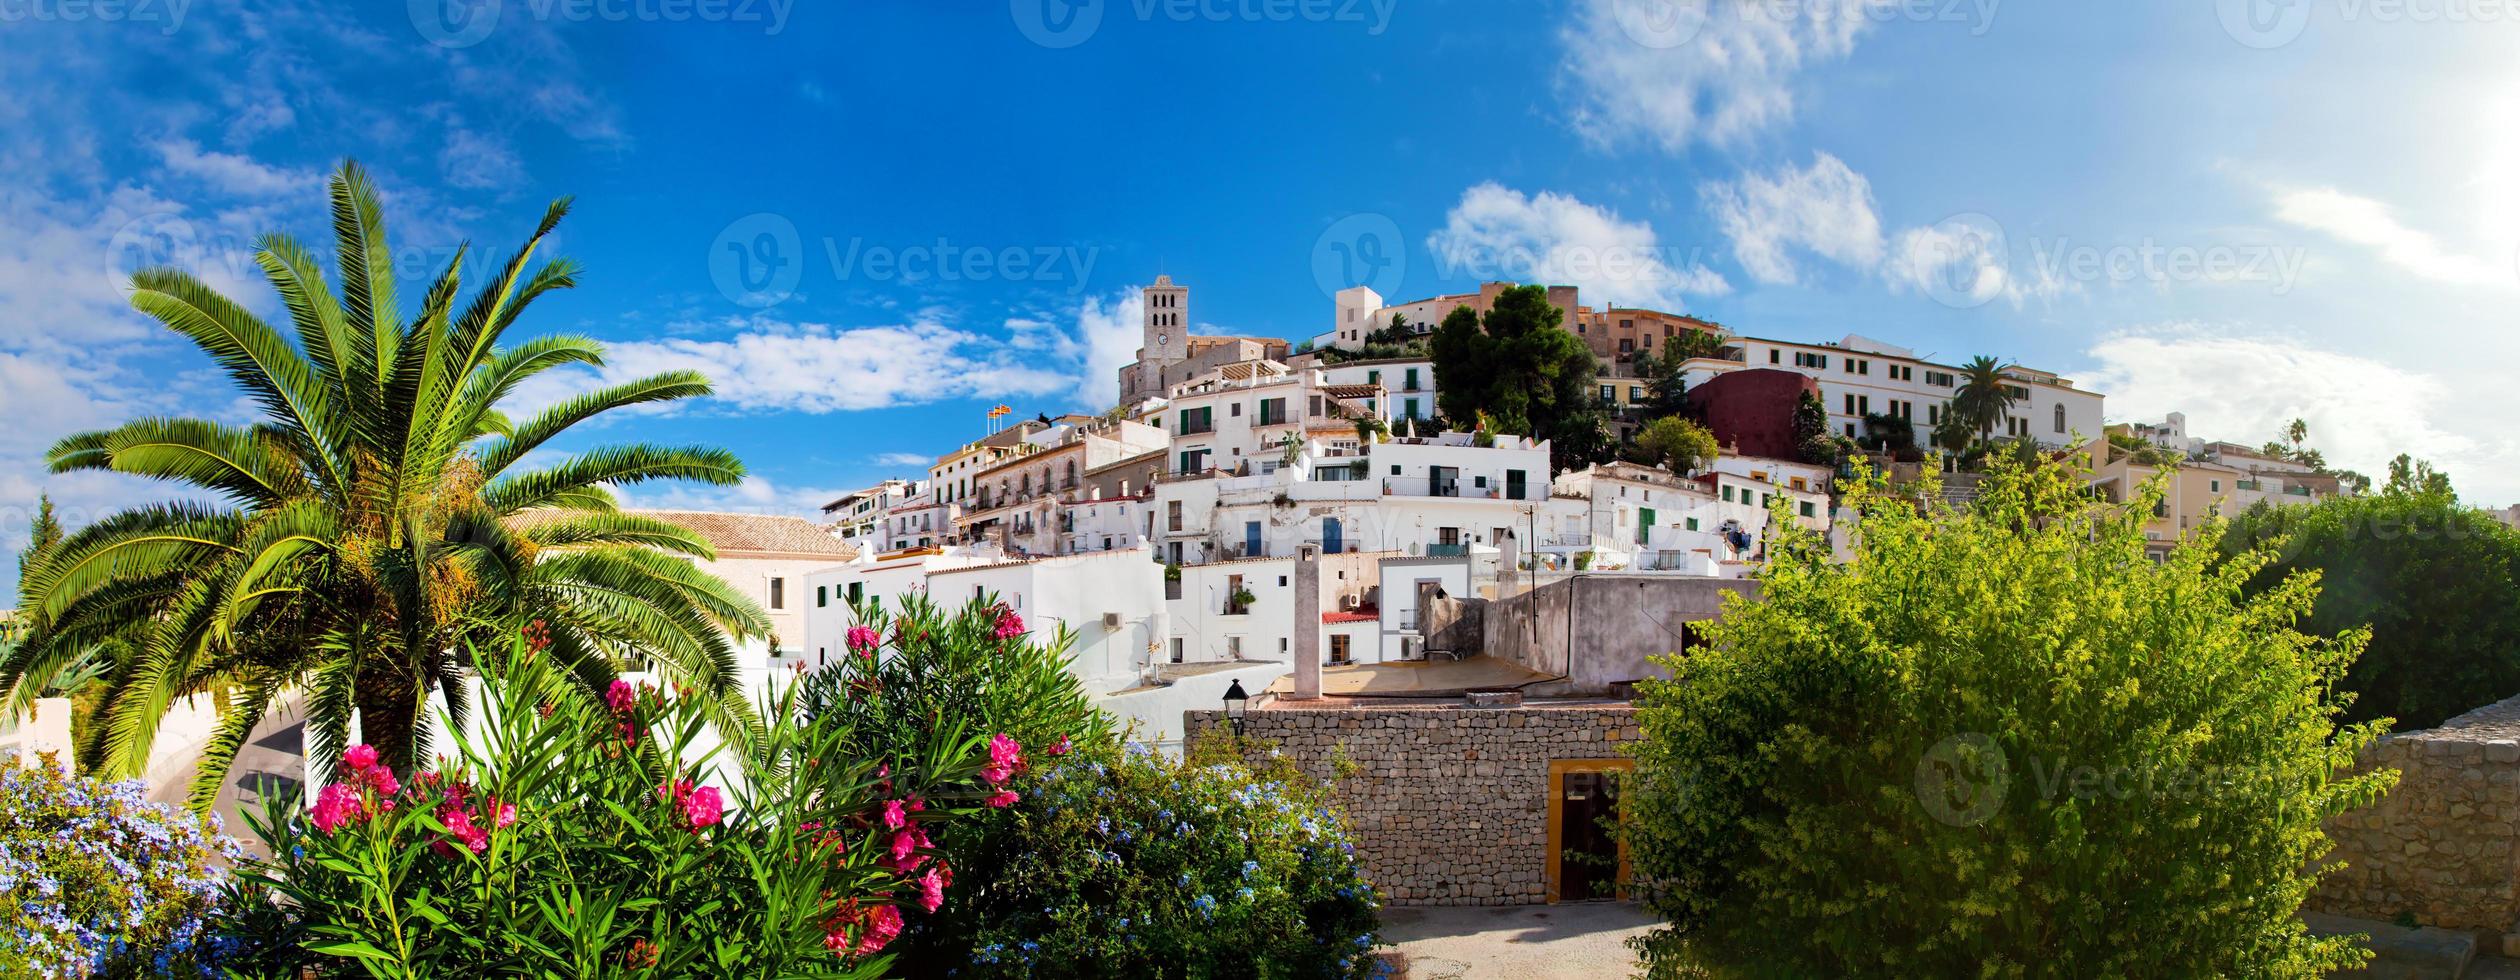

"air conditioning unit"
[1101, 612, 1123, 630]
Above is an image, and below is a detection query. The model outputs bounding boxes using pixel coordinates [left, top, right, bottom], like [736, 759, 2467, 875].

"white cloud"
[1070, 291, 1145, 409]
[1557, 0, 1879, 153]
[1427, 182, 1729, 311]
[2272, 187, 2507, 286]
[613, 474, 856, 520]
[1701, 152, 1884, 285]
[2081, 328, 2514, 499]
[153, 138, 322, 199]
[869, 452, 932, 468]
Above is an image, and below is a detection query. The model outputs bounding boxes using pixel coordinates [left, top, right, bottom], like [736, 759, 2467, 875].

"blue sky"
[2, 0, 2516, 557]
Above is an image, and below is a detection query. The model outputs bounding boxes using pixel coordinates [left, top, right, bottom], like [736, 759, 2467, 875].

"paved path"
[1379, 903, 1656, 979]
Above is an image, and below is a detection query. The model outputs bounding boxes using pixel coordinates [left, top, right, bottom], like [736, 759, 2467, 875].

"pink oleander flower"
[363, 764, 399, 799]
[986, 790, 1019, 808]
[888, 826, 924, 865]
[846, 624, 879, 658]
[658, 778, 692, 804]
[990, 606, 1024, 641]
[683, 785, 723, 830]
[987, 733, 1023, 767]
[917, 862, 952, 913]
[981, 762, 1010, 785]
[343, 744, 379, 772]
[492, 800, 518, 829]
[607, 679, 636, 714]
[310, 783, 364, 833]
[857, 905, 903, 956]
[880, 798, 907, 831]
[1048, 734, 1071, 757]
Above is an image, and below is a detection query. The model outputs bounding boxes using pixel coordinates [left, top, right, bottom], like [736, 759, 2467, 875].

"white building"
[1150, 429, 1567, 568]
[1683, 333, 2105, 449]
[821, 479, 925, 547]
[1314, 358, 1439, 426]
[1162, 549, 1385, 667]
[874, 489, 948, 554]
[953, 416, 1169, 555]
[799, 546, 1167, 693]
[1547, 461, 1828, 575]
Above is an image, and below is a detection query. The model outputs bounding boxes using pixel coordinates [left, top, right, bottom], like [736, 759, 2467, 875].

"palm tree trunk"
[353, 658, 421, 771]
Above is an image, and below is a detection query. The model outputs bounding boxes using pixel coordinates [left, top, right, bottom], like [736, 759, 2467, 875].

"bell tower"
[1143, 275, 1188, 369]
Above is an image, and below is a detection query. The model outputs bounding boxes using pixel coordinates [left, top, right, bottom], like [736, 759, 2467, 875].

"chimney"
[1290, 544, 1323, 700]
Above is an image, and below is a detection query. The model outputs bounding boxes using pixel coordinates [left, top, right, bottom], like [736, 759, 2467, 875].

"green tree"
[1635, 416, 1718, 476]
[1, 161, 765, 804]
[2383, 453, 2454, 499]
[1427, 286, 1606, 470]
[2219, 492, 2520, 729]
[1625, 458, 2392, 978]
[1948, 354, 2016, 446]
[19, 494, 61, 584]
[1629, 350, 1689, 423]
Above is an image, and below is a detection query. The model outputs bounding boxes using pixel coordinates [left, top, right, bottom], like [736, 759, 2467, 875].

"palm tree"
[2, 161, 767, 806]
[1948, 355, 2017, 447]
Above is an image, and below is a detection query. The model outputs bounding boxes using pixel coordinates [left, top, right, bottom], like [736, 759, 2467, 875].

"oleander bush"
[1623, 458, 2396, 979]
[805, 594, 1382, 978]
[212, 620, 1006, 978]
[0, 765, 244, 979]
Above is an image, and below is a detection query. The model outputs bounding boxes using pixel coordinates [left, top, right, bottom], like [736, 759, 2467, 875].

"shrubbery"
[0, 766, 244, 979]
[807, 594, 1382, 977]
[214, 620, 1004, 978]
[2220, 489, 2520, 730]
[1624, 459, 2396, 978]
[916, 741, 1383, 978]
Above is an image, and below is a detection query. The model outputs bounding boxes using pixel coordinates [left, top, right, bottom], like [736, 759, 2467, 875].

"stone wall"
[1186, 701, 1637, 906]
[2314, 696, 2520, 931]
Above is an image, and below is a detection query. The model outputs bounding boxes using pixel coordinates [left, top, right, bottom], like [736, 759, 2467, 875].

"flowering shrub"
[0, 765, 244, 978]
[214, 621, 1010, 978]
[917, 742, 1384, 978]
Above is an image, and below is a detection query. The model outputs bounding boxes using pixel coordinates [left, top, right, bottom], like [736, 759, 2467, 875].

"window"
[1599, 384, 1616, 404]
[1685, 517, 1699, 531]
[1629, 385, 1644, 402]
[1799, 501, 1815, 518]
[1404, 368, 1420, 391]
[1769, 349, 1781, 364]
[1227, 636, 1242, 657]
[1230, 401, 1242, 417]
[817, 585, 829, 608]
[769, 577, 785, 610]
[1925, 370, 1955, 387]
[2053, 404, 2066, 433]
[848, 582, 863, 604]
[1794, 351, 1828, 369]
[1170, 637, 1184, 664]
[1167, 500, 1183, 532]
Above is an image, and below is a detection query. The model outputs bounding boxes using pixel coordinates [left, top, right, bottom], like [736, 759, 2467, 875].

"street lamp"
[1222, 679, 1249, 735]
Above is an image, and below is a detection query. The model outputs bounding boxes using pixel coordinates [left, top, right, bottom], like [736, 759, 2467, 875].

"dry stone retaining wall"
[2315, 696, 2520, 932]
[1186, 701, 1637, 906]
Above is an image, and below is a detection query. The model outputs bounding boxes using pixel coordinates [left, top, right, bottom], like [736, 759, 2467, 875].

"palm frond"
[476, 370, 713, 480]
[481, 445, 743, 514]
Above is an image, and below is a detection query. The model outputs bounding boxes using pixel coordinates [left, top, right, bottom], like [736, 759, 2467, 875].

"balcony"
[1425, 543, 1470, 558]
[1179, 421, 1215, 436]
[1384, 476, 1461, 498]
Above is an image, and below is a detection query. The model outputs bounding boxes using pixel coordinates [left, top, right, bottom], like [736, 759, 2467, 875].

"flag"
[989, 404, 1011, 418]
